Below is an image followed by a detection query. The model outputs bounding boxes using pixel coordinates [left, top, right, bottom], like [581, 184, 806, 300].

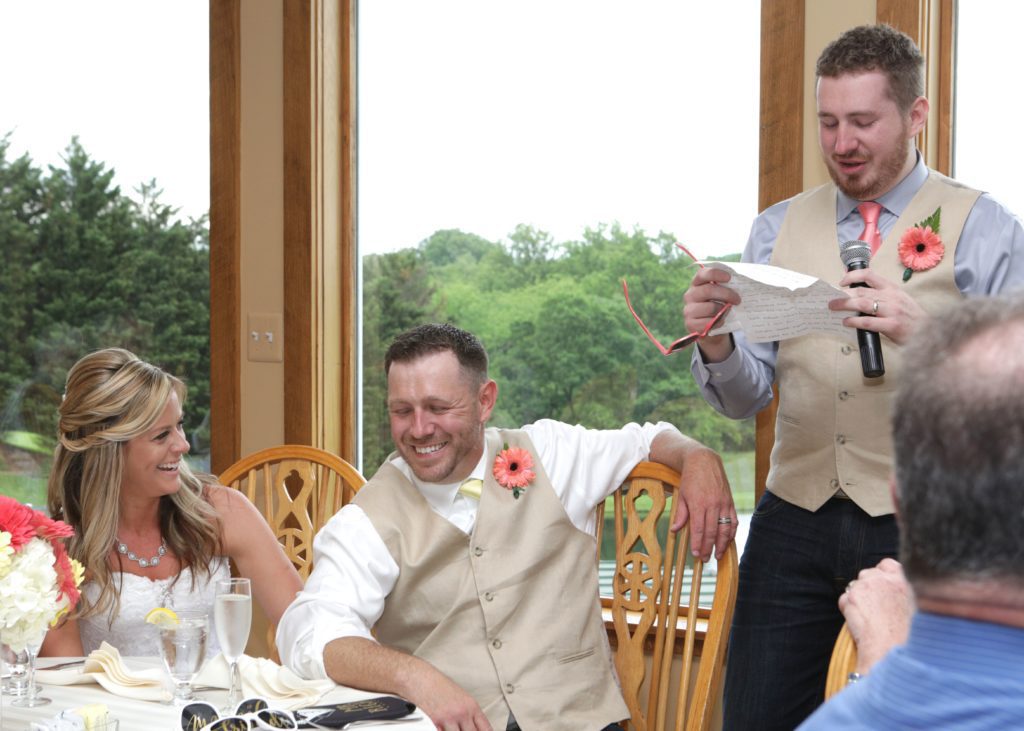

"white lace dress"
[78, 557, 230, 657]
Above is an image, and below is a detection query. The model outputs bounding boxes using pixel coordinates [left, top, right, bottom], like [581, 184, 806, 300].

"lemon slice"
[144, 607, 179, 627]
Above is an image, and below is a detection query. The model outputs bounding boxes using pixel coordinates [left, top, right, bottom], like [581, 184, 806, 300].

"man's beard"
[828, 133, 910, 200]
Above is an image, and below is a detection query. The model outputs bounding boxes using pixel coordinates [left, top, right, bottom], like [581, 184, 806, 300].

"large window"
[954, 1, 1024, 215]
[358, 2, 761, 591]
[0, 1, 210, 508]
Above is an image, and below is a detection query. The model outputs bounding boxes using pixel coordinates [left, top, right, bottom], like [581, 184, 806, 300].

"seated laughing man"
[277, 323, 735, 731]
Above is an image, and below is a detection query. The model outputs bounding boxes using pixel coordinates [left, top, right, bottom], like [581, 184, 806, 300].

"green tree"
[361, 248, 439, 472]
[357, 219, 753, 472]
[0, 138, 210, 472]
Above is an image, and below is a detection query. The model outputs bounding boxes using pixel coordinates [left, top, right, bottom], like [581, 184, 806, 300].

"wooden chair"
[219, 444, 365, 658]
[219, 444, 365, 579]
[824, 623, 857, 700]
[598, 461, 739, 731]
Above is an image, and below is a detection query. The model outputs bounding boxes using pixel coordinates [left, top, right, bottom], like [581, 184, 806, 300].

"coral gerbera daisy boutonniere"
[898, 207, 943, 282]
[493, 443, 536, 499]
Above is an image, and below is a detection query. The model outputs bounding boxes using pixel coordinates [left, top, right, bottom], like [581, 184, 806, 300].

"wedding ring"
[717, 516, 732, 525]
[871, 300, 879, 315]
[846, 580, 856, 593]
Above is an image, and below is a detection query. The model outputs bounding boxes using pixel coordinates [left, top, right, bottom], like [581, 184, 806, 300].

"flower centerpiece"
[0, 495, 83, 653]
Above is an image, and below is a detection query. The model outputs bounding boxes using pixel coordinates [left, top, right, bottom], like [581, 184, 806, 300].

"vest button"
[492, 639, 502, 649]
[505, 683, 515, 693]
[836, 434, 846, 444]
[484, 591, 494, 601]
[830, 479, 839, 489]
[473, 547, 484, 557]
[841, 345, 853, 355]
[838, 390, 849, 401]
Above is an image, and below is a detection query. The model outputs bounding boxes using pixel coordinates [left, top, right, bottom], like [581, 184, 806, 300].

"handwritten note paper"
[701, 261, 855, 343]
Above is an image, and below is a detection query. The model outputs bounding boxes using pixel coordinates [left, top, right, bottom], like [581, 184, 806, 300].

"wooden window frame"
[208, 0, 954, 491]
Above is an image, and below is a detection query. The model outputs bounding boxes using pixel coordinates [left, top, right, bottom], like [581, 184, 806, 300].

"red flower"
[493, 445, 536, 499]
[0, 495, 37, 549]
[1, 495, 79, 601]
[53, 549, 81, 604]
[898, 225, 944, 272]
[31, 509, 74, 542]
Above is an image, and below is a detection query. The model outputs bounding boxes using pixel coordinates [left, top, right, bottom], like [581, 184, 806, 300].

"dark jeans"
[722, 492, 898, 731]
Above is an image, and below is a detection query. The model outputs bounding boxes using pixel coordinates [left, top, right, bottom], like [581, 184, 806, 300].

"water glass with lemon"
[147, 607, 208, 706]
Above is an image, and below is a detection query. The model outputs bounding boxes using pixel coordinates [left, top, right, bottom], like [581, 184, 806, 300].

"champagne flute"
[158, 609, 209, 706]
[10, 636, 48, 707]
[214, 578, 252, 712]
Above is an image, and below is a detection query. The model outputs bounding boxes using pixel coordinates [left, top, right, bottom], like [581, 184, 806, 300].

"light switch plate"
[247, 313, 284, 362]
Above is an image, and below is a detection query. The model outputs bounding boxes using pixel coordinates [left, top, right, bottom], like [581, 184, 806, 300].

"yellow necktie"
[458, 478, 483, 500]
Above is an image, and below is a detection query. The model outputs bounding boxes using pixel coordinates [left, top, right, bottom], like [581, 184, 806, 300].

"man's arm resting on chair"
[323, 636, 493, 731]
[648, 427, 735, 561]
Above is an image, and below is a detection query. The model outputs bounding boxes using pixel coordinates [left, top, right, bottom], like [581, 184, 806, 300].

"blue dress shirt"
[692, 154, 1024, 420]
[798, 612, 1024, 730]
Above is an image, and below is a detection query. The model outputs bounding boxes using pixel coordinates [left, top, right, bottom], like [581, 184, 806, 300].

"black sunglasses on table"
[181, 698, 312, 730]
[182, 695, 417, 730]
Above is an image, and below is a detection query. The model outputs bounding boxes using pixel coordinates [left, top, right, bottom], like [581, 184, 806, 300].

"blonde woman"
[40, 348, 302, 657]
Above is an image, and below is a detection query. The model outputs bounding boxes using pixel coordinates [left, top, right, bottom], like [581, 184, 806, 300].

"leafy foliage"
[0, 136, 752, 496]
[362, 222, 754, 472]
[0, 136, 210, 472]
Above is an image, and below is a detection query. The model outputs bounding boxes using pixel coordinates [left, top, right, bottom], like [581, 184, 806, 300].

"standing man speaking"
[683, 23, 1024, 729]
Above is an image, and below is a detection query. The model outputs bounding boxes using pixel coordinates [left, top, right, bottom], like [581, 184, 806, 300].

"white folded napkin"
[194, 654, 335, 710]
[34, 643, 334, 709]
[35, 642, 169, 702]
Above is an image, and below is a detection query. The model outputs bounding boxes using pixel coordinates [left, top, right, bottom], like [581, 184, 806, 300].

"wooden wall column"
[283, 0, 357, 462]
[210, 0, 242, 474]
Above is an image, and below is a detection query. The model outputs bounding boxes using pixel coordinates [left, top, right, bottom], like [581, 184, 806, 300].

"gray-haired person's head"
[892, 295, 1024, 592]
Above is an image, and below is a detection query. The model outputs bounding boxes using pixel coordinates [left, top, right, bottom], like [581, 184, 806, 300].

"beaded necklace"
[116, 537, 167, 568]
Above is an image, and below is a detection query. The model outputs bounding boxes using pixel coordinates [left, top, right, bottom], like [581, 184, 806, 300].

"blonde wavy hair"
[47, 348, 221, 621]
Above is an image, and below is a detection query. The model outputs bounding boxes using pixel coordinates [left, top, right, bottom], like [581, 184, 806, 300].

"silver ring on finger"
[871, 300, 879, 316]
[717, 516, 732, 525]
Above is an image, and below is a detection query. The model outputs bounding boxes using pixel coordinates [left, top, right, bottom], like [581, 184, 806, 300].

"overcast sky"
[0, 2, 209, 224]
[1, 2, 1020, 260]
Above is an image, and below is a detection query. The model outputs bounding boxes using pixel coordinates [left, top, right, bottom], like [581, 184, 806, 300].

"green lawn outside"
[4, 451, 757, 523]
[598, 449, 754, 561]
[0, 472, 48, 508]
[600, 450, 755, 516]
[723, 450, 756, 512]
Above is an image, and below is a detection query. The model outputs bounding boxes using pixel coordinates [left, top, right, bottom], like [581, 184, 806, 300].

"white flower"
[0, 537, 62, 652]
[0, 530, 12, 577]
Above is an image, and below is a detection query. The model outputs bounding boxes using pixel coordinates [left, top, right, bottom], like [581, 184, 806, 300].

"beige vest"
[768, 171, 979, 515]
[353, 428, 628, 731]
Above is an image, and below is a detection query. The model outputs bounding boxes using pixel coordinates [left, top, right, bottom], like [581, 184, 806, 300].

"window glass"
[954, 2, 1024, 215]
[0, 1, 210, 510]
[358, 1, 760, 599]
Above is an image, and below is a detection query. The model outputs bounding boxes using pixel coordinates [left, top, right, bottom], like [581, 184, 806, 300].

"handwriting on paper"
[702, 261, 855, 343]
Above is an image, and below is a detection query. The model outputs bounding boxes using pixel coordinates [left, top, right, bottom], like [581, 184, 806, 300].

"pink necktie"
[857, 201, 883, 256]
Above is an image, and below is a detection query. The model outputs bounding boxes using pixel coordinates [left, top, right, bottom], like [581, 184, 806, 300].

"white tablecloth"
[1, 657, 431, 730]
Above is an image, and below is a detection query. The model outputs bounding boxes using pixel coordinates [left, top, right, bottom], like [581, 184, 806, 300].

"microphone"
[839, 240, 885, 378]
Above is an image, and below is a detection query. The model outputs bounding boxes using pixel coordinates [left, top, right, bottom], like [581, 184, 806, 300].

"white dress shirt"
[277, 418, 673, 679]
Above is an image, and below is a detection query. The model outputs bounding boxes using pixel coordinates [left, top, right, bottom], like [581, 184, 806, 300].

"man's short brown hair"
[816, 24, 924, 113]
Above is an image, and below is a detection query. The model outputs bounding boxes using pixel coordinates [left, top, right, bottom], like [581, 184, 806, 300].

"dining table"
[0, 656, 432, 730]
